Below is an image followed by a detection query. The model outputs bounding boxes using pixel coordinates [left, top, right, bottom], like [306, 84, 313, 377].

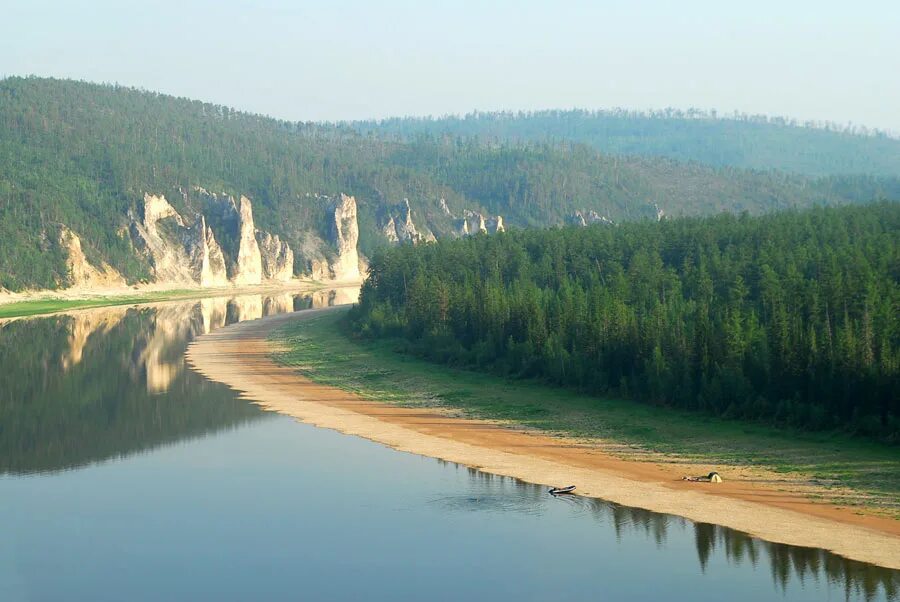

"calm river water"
[0, 289, 896, 601]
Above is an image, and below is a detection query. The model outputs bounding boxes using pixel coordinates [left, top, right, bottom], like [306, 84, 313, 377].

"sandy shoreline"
[186, 307, 900, 570]
[0, 279, 361, 308]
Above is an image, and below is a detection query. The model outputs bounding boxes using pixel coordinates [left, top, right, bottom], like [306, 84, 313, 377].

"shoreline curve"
[185, 306, 900, 570]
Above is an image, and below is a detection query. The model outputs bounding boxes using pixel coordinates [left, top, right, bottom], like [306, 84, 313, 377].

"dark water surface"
[1, 290, 897, 601]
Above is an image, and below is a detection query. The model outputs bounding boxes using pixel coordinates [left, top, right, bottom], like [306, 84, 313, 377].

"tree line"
[351, 203, 900, 441]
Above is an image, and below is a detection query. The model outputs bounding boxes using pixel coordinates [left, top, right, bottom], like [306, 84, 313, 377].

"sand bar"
[186, 307, 900, 570]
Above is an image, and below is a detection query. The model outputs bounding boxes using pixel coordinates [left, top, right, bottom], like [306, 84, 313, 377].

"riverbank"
[0, 280, 351, 319]
[186, 307, 900, 570]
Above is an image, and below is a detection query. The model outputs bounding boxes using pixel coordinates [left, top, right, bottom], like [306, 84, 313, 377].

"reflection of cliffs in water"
[0, 287, 360, 475]
[447, 463, 899, 601]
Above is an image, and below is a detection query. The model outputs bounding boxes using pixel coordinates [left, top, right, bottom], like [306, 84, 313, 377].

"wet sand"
[186, 307, 900, 570]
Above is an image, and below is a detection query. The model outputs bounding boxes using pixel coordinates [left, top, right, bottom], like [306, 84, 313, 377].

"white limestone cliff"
[125, 189, 361, 287]
[259, 232, 294, 282]
[59, 226, 126, 288]
[130, 194, 197, 284]
[446, 207, 504, 238]
[381, 198, 435, 245]
[232, 196, 263, 286]
[570, 210, 614, 226]
[191, 216, 228, 287]
[382, 216, 400, 243]
[395, 199, 421, 243]
[330, 193, 361, 281]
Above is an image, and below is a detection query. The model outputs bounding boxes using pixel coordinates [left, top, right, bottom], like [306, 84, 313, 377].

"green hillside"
[1, 77, 898, 291]
[355, 109, 900, 177]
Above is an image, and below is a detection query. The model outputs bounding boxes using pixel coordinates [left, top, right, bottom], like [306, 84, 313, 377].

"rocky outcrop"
[380, 199, 436, 245]
[232, 196, 263, 286]
[329, 193, 362, 281]
[465, 210, 488, 235]
[190, 216, 228, 287]
[307, 257, 331, 281]
[130, 194, 197, 284]
[654, 203, 666, 222]
[570, 210, 614, 227]
[124, 189, 361, 287]
[395, 199, 421, 243]
[259, 233, 294, 282]
[446, 208, 504, 238]
[382, 216, 400, 244]
[59, 226, 126, 288]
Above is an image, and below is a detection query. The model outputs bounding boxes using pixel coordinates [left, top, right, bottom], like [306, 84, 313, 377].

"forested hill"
[354, 110, 900, 177]
[1, 76, 899, 291]
[352, 203, 900, 441]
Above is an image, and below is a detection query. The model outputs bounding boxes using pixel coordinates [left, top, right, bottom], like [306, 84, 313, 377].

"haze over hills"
[354, 109, 900, 177]
[1, 76, 898, 292]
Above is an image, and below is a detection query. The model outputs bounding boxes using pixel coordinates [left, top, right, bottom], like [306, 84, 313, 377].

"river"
[0, 289, 896, 601]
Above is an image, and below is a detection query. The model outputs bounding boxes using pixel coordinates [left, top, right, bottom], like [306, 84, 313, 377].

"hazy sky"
[2, 0, 899, 131]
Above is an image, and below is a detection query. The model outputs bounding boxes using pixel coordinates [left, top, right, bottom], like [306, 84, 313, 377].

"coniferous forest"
[351, 203, 900, 441]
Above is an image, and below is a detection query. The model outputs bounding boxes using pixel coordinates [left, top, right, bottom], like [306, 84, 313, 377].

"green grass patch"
[273, 308, 900, 515]
[2, 289, 232, 318]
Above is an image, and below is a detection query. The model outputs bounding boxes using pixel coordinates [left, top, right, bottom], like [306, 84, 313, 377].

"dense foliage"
[2, 77, 898, 290]
[356, 109, 900, 177]
[352, 203, 900, 441]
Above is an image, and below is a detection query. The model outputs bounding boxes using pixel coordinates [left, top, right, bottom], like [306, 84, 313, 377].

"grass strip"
[273, 308, 900, 516]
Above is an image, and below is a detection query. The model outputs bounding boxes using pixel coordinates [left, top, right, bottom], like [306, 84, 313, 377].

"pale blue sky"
[2, 0, 899, 131]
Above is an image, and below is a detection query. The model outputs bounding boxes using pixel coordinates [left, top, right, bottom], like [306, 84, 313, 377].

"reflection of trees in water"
[0, 288, 359, 475]
[452, 462, 898, 600]
[692, 523, 899, 601]
[600, 499, 898, 600]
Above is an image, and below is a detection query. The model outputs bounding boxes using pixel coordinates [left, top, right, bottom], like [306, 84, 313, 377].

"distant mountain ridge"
[352, 109, 900, 177]
[0, 77, 898, 291]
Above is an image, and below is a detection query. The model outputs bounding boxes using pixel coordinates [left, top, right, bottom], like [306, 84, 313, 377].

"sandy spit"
[185, 307, 900, 570]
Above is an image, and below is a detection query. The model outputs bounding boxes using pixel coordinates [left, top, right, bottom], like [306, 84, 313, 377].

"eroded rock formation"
[59, 188, 367, 291]
[130, 194, 197, 284]
[191, 216, 228, 287]
[330, 193, 362, 281]
[59, 226, 126, 288]
[570, 210, 614, 227]
[259, 233, 294, 282]
[380, 198, 436, 245]
[232, 196, 263, 286]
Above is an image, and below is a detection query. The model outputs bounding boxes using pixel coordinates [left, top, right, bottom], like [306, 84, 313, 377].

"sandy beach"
[186, 306, 900, 570]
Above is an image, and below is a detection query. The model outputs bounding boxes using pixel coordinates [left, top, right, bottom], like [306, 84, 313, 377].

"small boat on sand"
[549, 485, 576, 495]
